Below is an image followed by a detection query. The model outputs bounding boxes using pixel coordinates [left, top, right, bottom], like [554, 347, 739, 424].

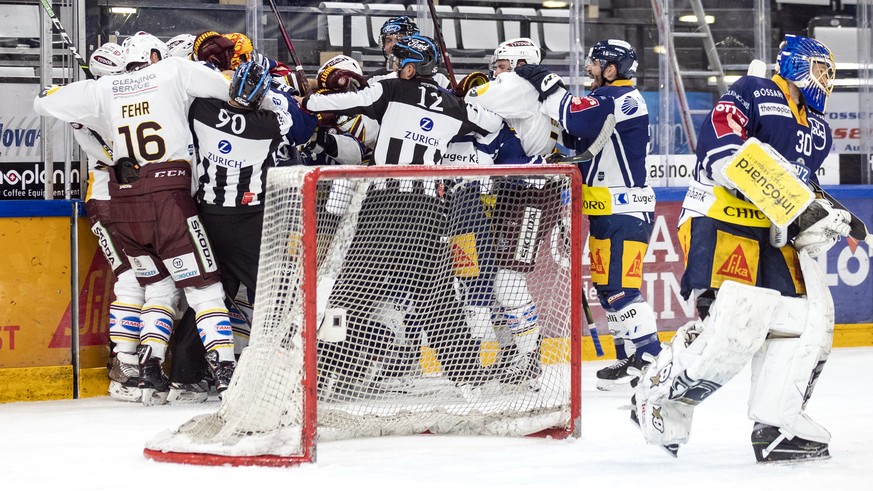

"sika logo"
[419, 117, 434, 132]
[218, 140, 233, 154]
[717, 245, 753, 283]
[626, 251, 642, 279]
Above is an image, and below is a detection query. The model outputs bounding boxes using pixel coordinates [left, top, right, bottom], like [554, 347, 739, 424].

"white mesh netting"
[145, 165, 581, 466]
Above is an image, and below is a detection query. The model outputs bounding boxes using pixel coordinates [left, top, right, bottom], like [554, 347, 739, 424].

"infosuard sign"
[0, 83, 81, 200]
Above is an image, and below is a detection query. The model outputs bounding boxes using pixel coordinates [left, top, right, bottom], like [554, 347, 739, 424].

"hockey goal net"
[144, 164, 583, 466]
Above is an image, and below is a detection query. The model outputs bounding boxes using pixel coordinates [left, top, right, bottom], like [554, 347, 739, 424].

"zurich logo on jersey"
[218, 140, 233, 154]
[620, 97, 639, 116]
[419, 117, 434, 132]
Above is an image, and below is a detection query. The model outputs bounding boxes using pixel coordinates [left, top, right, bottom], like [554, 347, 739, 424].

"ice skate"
[596, 353, 644, 391]
[137, 346, 169, 406]
[167, 380, 210, 404]
[108, 351, 142, 403]
[752, 423, 830, 463]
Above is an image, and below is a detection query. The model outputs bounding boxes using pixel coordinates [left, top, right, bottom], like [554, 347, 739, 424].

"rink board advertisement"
[0, 83, 82, 200]
[573, 189, 873, 335]
[0, 206, 112, 374]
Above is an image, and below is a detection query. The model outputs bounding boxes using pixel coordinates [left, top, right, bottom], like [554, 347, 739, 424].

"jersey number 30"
[118, 122, 166, 161]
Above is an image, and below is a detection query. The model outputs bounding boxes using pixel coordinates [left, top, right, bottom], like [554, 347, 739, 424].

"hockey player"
[299, 34, 504, 391]
[189, 59, 313, 375]
[632, 34, 851, 461]
[370, 16, 451, 89]
[76, 43, 145, 402]
[34, 32, 237, 406]
[515, 39, 660, 391]
[167, 33, 195, 59]
[459, 37, 562, 385]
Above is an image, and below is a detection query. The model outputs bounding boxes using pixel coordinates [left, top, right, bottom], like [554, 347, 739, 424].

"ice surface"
[1, 348, 870, 490]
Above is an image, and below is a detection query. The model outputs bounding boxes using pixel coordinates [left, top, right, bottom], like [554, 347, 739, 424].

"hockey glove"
[454, 71, 489, 98]
[194, 31, 235, 71]
[317, 66, 367, 93]
[794, 199, 852, 257]
[515, 64, 566, 102]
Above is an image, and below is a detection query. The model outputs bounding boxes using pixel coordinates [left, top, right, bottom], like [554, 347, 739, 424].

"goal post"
[144, 164, 584, 467]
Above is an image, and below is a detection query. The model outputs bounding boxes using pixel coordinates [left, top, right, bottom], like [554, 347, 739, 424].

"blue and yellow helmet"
[777, 34, 836, 112]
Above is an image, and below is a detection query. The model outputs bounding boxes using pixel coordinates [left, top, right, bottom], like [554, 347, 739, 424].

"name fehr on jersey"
[34, 57, 230, 167]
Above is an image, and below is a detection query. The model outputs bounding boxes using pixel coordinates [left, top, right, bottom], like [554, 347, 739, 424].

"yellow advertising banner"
[0, 216, 111, 399]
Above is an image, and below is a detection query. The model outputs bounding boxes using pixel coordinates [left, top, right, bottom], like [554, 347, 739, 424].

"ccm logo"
[153, 169, 188, 178]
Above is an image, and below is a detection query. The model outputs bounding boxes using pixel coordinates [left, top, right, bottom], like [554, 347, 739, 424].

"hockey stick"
[582, 294, 605, 357]
[266, 0, 310, 96]
[38, 0, 93, 79]
[550, 114, 616, 165]
[809, 180, 873, 247]
[425, 0, 457, 90]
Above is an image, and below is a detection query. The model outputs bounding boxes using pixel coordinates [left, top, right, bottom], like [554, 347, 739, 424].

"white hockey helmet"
[490, 38, 542, 72]
[318, 54, 363, 77]
[122, 31, 169, 68]
[166, 33, 196, 59]
[89, 42, 126, 78]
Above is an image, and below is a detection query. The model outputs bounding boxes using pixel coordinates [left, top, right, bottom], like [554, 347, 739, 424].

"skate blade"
[108, 381, 143, 403]
[596, 377, 634, 392]
[167, 390, 209, 405]
[141, 388, 169, 406]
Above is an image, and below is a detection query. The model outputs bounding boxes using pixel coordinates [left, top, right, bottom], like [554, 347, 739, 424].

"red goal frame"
[144, 164, 584, 467]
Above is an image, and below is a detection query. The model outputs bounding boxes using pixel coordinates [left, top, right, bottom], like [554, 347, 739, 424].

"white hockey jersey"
[464, 71, 560, 157]
[34, 57, 230, 168]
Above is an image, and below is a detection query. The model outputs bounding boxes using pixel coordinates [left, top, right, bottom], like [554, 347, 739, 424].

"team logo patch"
[710, 101, 749, 139]
[621, 241, 647, 289]
[569, 96, 600, 113]
[588, 237, 611, 286]
[620, 96, 639, 115]
[711, 231, 759, 287]
[450, 233, 480, 278]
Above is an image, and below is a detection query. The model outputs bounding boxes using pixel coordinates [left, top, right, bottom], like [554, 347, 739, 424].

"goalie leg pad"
[635, 396, 696, 447]
[636, 281, 779, 408]
[748, 339, 831, 444]
[748, 249, 834, 444]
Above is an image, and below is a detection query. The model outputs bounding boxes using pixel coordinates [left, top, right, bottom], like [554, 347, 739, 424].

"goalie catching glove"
[793, 198, 852, 257]
[514, 64, 566, 102]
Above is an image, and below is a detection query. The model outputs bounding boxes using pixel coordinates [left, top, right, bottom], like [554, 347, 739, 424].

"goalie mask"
[777, 34, 835, 113]
[230, 61, 271, 109]
[89, 42, 125, 78]
[122, 32, 169, 70]
[586, 39, 638, 80]
[166, 33, 195, 59]
[489, 38, 541, 75]
[390, 34, 440, 77]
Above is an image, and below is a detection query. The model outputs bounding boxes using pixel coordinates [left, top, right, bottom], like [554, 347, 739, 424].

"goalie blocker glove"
[514, 64, 566, 102]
